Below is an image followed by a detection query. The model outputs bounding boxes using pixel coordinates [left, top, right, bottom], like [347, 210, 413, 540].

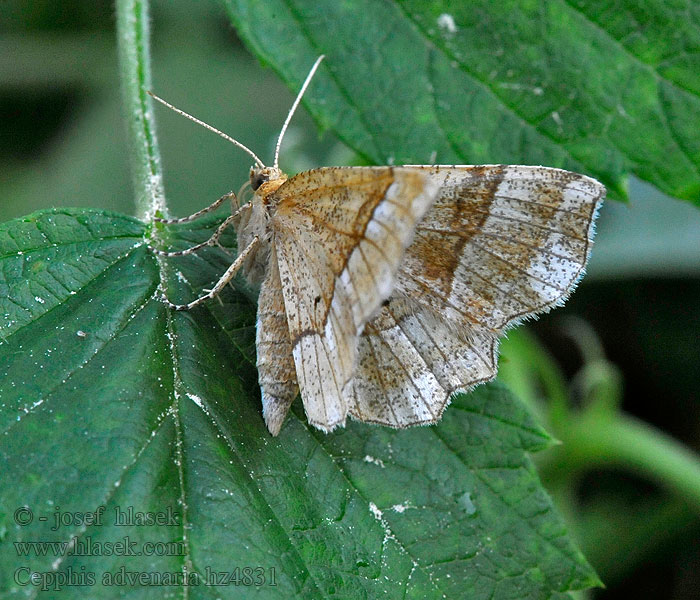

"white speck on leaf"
[187, 393, 205, 410]
[437, 13, 457, 34]
[363, 455, 385, 468]
[458, 492, 477, 515]
[551, 110, 564, 133]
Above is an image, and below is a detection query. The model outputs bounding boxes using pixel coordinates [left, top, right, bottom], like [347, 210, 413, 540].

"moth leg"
[234, 180, 253, 211]
[150, 203, 250, 258]
[154, 191, 236, 224]
[161, 236, 260, 311]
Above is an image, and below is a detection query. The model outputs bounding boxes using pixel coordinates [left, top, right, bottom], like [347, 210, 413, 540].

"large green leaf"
[222, 0, 700, 205]
[0, 208, 598, 598]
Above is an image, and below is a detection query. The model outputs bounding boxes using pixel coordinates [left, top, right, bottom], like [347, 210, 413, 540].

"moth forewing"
[264, 167, 441, 432]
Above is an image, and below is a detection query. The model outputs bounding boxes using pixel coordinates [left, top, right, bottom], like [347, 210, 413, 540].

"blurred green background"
[2, 1, 699, 598]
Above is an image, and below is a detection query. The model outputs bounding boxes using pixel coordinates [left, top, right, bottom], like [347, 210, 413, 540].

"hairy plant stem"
[116, 0, 165, 220]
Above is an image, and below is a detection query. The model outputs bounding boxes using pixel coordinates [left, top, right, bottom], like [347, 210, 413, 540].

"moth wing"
[271, 167, 439, 432]
[348, 165, 604, 427]
[397, 165, 604, 331]
[347, 298, 497, 427]
[256, 246, 299, 436]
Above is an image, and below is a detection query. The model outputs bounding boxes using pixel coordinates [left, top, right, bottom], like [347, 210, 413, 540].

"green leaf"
[222, 0, 700, 205]
[0, 208, 598, 598]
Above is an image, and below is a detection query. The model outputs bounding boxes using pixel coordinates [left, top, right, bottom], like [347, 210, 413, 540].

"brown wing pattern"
[397, 165, 604, 331]
[270, 167, 439, 432]
[397, 165, 605, 331]
[347, 165, 604, 427]
[256, 246, 299, 436]
[346, 298, 497, 427]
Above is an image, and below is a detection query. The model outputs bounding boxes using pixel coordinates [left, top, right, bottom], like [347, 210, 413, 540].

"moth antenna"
[147, 91, 265, 169]
[273, 55, 325, 169]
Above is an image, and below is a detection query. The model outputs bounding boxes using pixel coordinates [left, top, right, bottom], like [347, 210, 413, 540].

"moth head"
[250, 166, 286, 193]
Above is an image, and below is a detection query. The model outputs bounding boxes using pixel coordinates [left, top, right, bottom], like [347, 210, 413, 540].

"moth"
[150, 56, 605, 436]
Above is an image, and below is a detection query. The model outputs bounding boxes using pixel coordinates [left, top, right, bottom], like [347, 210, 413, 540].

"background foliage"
[1, 1, 699, 598]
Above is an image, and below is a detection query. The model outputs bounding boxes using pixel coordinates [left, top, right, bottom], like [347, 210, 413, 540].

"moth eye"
[251, 173, 268, 191]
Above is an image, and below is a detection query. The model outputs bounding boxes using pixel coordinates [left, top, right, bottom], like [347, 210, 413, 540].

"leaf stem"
[504, 329, 700, 510]
[557, 411, 700, 511]
[115, 0, 165, 220]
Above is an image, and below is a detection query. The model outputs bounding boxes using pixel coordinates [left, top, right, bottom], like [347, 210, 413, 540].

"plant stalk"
[115, 0, 165, 220]
[559, 411, 700, 511]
